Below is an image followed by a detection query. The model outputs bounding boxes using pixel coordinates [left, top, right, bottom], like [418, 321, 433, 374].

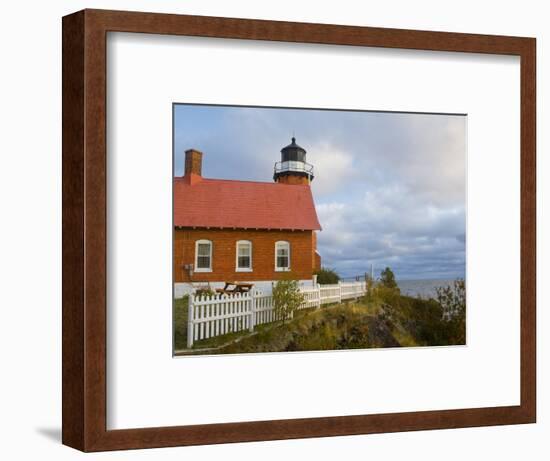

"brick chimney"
[184, 149, 203, 184]
[185, 149, 203, 176]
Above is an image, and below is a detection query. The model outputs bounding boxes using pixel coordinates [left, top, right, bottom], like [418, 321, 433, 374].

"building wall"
[312, 231, 321, 270]
[275, 174, 310, 185]
[174, 228, 318, 284]
[314, 251, 322, 271]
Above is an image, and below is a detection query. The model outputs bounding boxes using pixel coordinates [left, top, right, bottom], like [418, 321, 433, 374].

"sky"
[174, 104, 466, 281]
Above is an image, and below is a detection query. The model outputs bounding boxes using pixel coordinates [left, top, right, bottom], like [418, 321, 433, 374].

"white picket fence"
[186, 281, 367, 347]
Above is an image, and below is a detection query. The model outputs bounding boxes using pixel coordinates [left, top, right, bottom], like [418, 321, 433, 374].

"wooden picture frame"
[62, 9, 536, 452]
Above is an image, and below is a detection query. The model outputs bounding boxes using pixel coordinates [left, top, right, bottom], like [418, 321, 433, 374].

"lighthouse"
[273, 137, 314, 185]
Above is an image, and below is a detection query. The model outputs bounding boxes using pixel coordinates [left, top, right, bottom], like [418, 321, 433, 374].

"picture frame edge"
[61, 8, 537, 452]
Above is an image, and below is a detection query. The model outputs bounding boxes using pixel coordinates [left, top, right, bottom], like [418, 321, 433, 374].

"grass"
[176, 299, 403, 355]
[174, 296, 325, 352]
[173, 296, 189, 351]
[173, 288, 465, 355]
[173, 295, 270, 351]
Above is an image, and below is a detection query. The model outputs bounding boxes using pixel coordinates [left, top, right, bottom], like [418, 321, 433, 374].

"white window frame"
[194, 239, 213, 273]
[235, 240, 253, 272]
[275, 240, 291, 272]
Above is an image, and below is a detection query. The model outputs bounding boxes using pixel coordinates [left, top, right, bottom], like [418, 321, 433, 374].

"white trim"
[235, 240, 253, 272]
[274, 240, 290, 272]
[194, 239, 212, 272]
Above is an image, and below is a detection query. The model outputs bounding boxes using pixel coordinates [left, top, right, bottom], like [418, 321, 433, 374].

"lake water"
[397, 279, 456, 299]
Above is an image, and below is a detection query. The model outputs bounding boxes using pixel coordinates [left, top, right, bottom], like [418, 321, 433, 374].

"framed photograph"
[172, 104, 468, 354]
[62, 9, 536, 451]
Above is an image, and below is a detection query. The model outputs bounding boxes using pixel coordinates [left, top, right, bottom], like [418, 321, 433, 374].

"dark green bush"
[380, 267, 399, 290]
[314, 267, 340, 285]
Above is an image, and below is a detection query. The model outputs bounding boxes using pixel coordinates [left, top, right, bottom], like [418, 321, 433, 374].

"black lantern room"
[273, 137, 314, 183]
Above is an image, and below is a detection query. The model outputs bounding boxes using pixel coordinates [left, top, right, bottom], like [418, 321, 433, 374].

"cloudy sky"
[174, 104, 466, 281]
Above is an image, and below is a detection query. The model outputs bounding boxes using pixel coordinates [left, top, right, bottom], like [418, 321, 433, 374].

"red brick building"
[174, 138, 322, 296]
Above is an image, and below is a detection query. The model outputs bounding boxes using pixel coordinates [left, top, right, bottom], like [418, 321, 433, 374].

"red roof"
[174, 175, 321, 231]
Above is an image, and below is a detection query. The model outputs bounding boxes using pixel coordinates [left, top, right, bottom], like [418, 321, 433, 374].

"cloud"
[310, 143, 354, 196]
[315, 194, 465, 279]
[174, 105, 466, 280]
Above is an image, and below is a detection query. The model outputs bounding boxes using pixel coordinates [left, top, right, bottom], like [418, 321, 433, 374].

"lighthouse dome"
[280, 137, 307, 163]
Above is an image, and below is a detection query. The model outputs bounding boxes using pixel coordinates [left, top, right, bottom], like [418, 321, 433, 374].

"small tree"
[435, 279, 466, 345]
[436, 279, 466, 321]
[380, 267, 398, 290]
[272, 277, 305, 324]
[314, 267, 340, 285]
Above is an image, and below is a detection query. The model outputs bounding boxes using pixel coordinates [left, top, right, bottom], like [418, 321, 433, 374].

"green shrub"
[315, 267, 340, 285]
[194, 287, 215, 298]
[380, 267, 399, 291]
[435, 279, 466, 344]
[374, 284, 402, 306]
[367, 277, 466, 346]
[272, 277, 305, 324]
[436, 279, 466, 320]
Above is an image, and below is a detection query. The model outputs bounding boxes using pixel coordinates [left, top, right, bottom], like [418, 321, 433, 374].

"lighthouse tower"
[273, 137, 314, 185]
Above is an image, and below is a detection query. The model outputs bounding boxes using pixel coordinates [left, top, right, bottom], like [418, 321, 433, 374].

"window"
[236, 240, 252, 272]
[275, 241, 290, 271]
[195, 240, 212, 272]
